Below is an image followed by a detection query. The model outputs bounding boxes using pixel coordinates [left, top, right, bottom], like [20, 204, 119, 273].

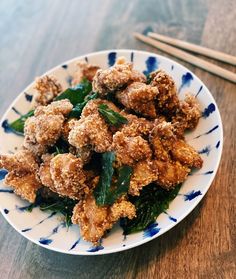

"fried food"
[34, 75, 62, 106]
[153, 160, 190, 189]
[172, 94, 201, 137]
[112, 132, 152, 166]
[72, 194, 136, 244]
[72, 61, 100, 86]
[68, 100, 117, 153]
[24, 100, 73, 155]
[92, 59, 146, 96]
[0, 150, 41, 202]
[151, 69, 180, 114]
[39, 153, 89, 200]
[116, 82, 158, 118]
[129, 160, 158, 196]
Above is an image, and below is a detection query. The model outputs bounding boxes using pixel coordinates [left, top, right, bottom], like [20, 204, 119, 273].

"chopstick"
[148, 32, 236, 66]
[134, 32, 236, 84]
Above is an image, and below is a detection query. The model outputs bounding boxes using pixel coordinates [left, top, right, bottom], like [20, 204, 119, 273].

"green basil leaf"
[69, 92, 98, 118]
[55, 78, 92, 106]
[93, 152, 115, 205]
[98, 104, 128, 127]
[9, 110, 34, 134]
[120, 183, 182, 234]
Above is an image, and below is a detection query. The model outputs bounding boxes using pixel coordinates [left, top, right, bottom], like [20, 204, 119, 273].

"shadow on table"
[23, 199, 205, 279]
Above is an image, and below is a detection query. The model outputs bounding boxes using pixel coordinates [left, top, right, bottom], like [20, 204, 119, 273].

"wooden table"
[0, 1, 235, 278]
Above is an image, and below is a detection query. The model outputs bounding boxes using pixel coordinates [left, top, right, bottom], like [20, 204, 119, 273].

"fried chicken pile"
[0, 57, 203, 245]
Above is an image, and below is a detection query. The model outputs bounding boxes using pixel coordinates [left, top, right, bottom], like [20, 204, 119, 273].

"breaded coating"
[92, 60, 146, 96]
[112, 132, 152, 166]
[150, 70, 179, 114]
[34, 99, 73, 116]
[62, 118, 78, 140]
[153, 160, 190, 189]
[68, 100, 116, 153]
[24, 100, 73, 155]
[72, 194, 136, 244]
[172, 94, 201, 137]
[116, 82, 158, 118]
[150, 120, 175, 154]
[0, 150, 41, 202]
[129, 160, 158, 196]
[72, 61, 100, 86]
[171, 140, 203, 168]
[49, 154, 89, 199]
[150, 120, 202, 168]
[119, 113, 153, 137]
[38, 154, 54, 188]
[34, 75, 62, 106]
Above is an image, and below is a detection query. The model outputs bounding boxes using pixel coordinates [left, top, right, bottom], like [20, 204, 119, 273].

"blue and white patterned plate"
[0, 50, 223, 255]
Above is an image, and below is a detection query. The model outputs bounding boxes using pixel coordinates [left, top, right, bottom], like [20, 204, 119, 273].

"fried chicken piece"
[150, 70, 180, 114]
[129, 160, 158, 196]
[68, 100, 116, 153]
[116, 82, 158, 118]
[150, 120, 202, 168]
[153, 160, 190, 189]
[34, 75, 62, 106]
[50, 154, 89, 199]
[92, 59, 146, 96]
[72, 194, 136, 244]
[171, 140, 203, 168]
[112, 131, 152, 166]
[62, 118, 78, 140]
[72, 61, 100, 86]
[38, 154, 54, 188]
[24, 100, 73, 155]
[172, 94, 201, 137]
[39, 153, 89, 200]
[119, 113, 153, 137]
[0, 150, 41, 202]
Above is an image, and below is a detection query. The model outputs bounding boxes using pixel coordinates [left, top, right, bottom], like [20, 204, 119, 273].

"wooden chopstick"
[148, 32, 236, 66]
[134, 32, 236, 84]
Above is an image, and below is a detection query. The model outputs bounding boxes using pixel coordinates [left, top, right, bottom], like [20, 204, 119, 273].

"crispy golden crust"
[68, 100, 117, 153]
[72, 194, 135, 244]
[112, 132, 152, 166]
[171, 140, 203, 168]
[119, 113, 153, 137]
[172, 94, 201, 137]
[38, 154, 54, 188]
[116, 82, 158, 118]
[151, 69, 179, 114]
[49, 154, 89, 199]
[129, 160, 158, 196]
[24, 100, 73, 155]
[72, 61, 100, 86]
[0, 150, 41, 202]
[153, 160, 190, 189]
[34, 75, 62, 106]
[92, 60, 146, 96]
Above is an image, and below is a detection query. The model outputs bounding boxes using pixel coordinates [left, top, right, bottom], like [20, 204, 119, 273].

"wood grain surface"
[0, 0, 235, 278]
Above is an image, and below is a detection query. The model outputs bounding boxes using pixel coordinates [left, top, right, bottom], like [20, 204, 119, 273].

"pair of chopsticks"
[134, 32, 236, 83]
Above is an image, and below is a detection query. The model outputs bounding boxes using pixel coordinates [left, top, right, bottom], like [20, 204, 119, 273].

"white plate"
[0, 50, 223, 255]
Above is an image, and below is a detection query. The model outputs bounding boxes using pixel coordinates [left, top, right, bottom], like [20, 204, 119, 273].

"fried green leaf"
[98, 104, 128, 127]
[69, 92, 98, 118]
[94, 152, 132, 206]
[120, 183, 181, 234]
[93, 152, 115, 205]
[55, 78, 92, 106]
[9, 110, 34, 134]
